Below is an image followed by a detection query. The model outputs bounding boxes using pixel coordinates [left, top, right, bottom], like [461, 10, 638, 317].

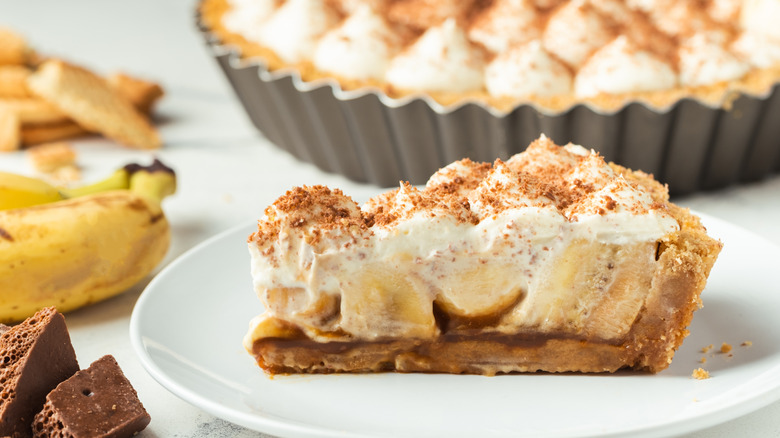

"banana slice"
[504, 240, 655, 340]
[339, 259, 437, 340]
[434, 264, 525, 319]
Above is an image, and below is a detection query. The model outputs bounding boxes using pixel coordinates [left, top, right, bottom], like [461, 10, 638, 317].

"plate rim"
[130, 213, 780, 438]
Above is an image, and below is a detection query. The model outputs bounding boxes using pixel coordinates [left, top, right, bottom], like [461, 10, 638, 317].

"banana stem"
[126, 159, 177, 203]
[60, 158, 176, 203]
[60, 170, 129, 198]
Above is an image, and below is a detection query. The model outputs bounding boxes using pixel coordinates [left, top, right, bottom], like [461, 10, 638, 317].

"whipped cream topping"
[313, 5, 401, 80]
[256, 0, 339, 63]
[542, 1, 614, 68]
[645, 1, 716, 38]
[678, 34, 751, 87]
[708, 0, 741, 23]
[224, 0, 780, 101]
[424, 158, 491, 196]
[467, 161, 556, 218]
[588, 0, 633, 22]
[575, 36, 677, 97]
[732, 33, 780, 69]
[334, 0, 386, 14]
[222, 0, 277, 38]
[385, 18, 485, 94]
[387, 0, 477, 31]
[246, 136, 680, 343]
[742, 0, 780, 40]
[486, 40, 573, 98]
[468, 0, 541, 54]
[624, 0, 654, 12]
[567, 177, 672, 243]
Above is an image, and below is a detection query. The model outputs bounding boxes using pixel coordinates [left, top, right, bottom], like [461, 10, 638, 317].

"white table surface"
[2, 1, 780, 437]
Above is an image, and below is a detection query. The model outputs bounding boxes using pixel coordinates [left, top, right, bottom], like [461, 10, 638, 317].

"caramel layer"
[251, 334, 634, 375]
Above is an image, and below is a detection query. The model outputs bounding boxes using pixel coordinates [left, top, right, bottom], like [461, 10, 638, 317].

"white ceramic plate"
[130, 214, 780, 438]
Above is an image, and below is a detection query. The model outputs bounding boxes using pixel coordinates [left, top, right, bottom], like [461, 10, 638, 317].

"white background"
[2, 1, 780, 436]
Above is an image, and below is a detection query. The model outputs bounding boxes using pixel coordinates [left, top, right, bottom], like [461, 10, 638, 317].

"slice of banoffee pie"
[244, 136, 722, 375]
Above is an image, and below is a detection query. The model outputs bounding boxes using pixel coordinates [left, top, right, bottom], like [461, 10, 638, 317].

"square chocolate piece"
[32, 355, 150, 438]
[0, 307, 79, 438]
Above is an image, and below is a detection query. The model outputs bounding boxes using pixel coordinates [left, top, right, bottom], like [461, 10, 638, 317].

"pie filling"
[243, 136, 722, 375]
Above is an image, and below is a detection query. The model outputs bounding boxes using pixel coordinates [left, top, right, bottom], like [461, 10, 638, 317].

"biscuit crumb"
[692, 368, 710, 380]
[742, 341, 752, 347]
[701, 344, 713, 353]
[47, 164, 81, 184]
[27, 142, 76, 172]
[0, 107, 20, 152]
[699, 357, 707, 364]
[720, 343, 732, 354]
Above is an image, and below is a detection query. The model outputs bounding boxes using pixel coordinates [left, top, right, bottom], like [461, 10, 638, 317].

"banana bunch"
[0, 160, 176, 323]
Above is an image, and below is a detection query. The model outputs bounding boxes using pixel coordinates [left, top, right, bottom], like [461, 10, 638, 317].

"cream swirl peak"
[485, 40, 573, 98]
[575, 36, 678, 97]
[385, 18, 485, 94]
[255, 0, 339, 63]
[468, 0, 542, 54]
[313, 5, 402, 80]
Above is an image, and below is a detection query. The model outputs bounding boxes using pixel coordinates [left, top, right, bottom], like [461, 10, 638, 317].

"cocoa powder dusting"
[253, 138, 671, 246]
[604, 196, 617, 211]
[252, 185, 368, 246]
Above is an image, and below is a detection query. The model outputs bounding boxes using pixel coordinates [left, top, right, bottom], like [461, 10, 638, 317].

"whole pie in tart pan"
[197, 0, 780, 195]
[243, 136, 722, 375]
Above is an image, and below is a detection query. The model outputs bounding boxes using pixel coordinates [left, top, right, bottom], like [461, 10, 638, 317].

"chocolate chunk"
[32, 355, 150, 438]
[0, 307, 80, 438]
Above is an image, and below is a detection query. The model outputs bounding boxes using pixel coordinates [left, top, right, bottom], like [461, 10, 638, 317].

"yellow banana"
[0, 158, 176, 211]
[59, 167, 130, 199]
[0, 160, 176, 323]
[0, 171, 65, 209]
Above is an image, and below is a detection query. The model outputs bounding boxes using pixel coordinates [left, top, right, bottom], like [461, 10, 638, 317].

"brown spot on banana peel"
[0, 227, 12, 242]
[125, 198, 164, 224]
[123, 158, 174, 177]
[128, 197, 149, 211]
